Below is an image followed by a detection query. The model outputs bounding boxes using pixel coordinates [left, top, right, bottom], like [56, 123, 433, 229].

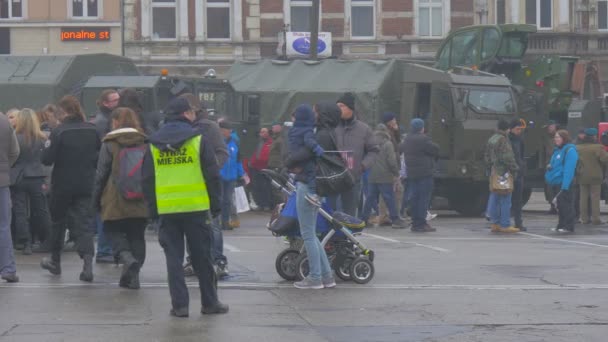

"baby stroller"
[262, 169, 375, 284]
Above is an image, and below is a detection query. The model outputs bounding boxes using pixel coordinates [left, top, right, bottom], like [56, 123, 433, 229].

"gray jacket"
[0, 115, 20, 187]
[369, 124, 399, 184]
[193, 118, 229, 168]
[334, 117, 378, 181]
[10, 134, 48, 183]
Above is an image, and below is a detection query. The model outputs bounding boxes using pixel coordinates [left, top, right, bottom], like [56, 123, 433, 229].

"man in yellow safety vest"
[142, 97, 227, 317]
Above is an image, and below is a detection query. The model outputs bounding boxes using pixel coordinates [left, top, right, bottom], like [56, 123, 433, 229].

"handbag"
[316, 154, 355, 197]
[233, 186, 250, 213]
[489, 167, 514, 194]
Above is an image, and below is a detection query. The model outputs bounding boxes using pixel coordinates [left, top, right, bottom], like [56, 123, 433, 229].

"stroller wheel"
[335, 256, 354, 281]
[275, 249, 300, 281]
[295, 254, 309, 281]
[349, 257, 374, 284]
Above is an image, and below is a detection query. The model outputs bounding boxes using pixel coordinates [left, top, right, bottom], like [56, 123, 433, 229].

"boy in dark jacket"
[288, 104, 324, 200]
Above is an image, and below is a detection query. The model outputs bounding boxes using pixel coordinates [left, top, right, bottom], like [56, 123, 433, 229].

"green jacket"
[576, 141, 608, 185]
[267, 132, 284, 169]
[485, 131, 519, 176]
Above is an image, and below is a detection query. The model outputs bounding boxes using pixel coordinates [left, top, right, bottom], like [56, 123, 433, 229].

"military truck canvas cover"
[226, 59, 402, 124]
[0, 54, 138, 111]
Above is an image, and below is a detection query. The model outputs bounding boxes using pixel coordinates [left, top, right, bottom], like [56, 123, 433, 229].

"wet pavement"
[2, 192, 608, 341]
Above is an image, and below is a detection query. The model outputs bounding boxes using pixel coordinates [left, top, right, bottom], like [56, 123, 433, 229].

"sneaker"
[379, 219, 393, 226]
[499, 226, 520, 233]
[201, 302, 229, 315]
[229, 220, 240, 229]
[556, 228, 573, 233]
[490, 224, 501, 233]
[1, 273, 19, 283]
[216, 262, 229, 279]
[426, 211, 438, 221]
[183, 263, 196, 277]
[422, 224, 436, 232]
[322, 276, 336, 289]
[294, 277, 324, 289]
[392, 219, 408, 229]
[40, 257, 61, 275]
[550, 227, 559, 232]
[170, 307, 189, 318]
[22, 243, 32, 255]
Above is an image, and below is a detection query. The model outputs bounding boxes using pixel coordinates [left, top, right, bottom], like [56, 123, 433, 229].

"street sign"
[286, 32, 332, 58]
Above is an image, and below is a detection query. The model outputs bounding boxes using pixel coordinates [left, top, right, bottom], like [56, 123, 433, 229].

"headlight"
[460, 165, 468, 174]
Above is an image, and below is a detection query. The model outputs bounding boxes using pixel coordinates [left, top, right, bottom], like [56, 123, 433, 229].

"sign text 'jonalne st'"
[61, 27, 111, 42]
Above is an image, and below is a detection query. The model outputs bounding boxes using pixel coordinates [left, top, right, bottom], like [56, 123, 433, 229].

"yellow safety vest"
[151, 135, 210, 214]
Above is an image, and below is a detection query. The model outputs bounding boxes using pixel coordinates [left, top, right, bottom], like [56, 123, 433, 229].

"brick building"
[125, 0, 476, 75]
[0, 0, 122, 55]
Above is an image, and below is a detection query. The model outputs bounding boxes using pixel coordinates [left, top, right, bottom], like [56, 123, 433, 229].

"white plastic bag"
[234, 186, 250, 213]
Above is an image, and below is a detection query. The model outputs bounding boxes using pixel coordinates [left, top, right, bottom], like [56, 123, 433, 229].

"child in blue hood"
[545, 129, 579, 232]
[288, 104, 324, 196]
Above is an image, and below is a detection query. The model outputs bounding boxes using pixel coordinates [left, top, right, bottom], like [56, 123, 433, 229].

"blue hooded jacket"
[545, 143, 578, 190]
[288, 104, 322, 188]
[220, 135, 244, 181]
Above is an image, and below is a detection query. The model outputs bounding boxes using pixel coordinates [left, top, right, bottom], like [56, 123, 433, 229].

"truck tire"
[448, 186, 489, 217]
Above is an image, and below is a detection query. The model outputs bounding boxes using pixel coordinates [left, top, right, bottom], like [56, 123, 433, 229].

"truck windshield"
[198, 91, 228, 118]
[497, 34, 526, 58]
[466, 88, 515, 114]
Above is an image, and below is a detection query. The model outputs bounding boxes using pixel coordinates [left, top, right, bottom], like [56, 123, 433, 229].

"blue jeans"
[221, 180, 236, 226]
[296, 182, 332, 281]
[362, 183, 399, 222]
[409, 177, 434, 228]
[488, 192, 512, 228]
[95, 214, 113, 257]
[0, 187, 16, 276]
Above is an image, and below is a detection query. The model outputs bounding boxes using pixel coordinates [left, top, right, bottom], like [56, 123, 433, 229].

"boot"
[201, 302, 229, 315]
[490, 224, 501, 233]
[41, 253, 61, 275]
[22, 241, 32, 255]
[80, 255, 94, 282]
[119, 251, 139, 288]
[128, 270, 140, 290]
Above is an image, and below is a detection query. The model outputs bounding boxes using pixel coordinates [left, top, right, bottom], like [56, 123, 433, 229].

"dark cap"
[178, 93, 206, 112]
[585, 128, 598, 136]
[382, 112, 396, 124]
[164, 97, 192, 116]
[542, 120, 557, 128]
[337, 92, 355, 111]
[219, 120, 232, 130]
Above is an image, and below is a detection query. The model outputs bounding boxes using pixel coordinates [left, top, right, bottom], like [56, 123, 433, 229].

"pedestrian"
[9, 109, 52, 255]
[575, 128, 608, 225]
[249, 127, 273, 211]
[334, 92, 378, 216]
[6, 108, 18, 128]
[543, 120, 559, 214]
[361, 124, 407, 229]
[509, 119, 527, 231]
[268, 121, 284, 170]
[90, 89, 120, 264]
[0, 112, 20, 283]
[92, 107, 148, 289]
[142, 97, 228, 317]
[400, 118, 439, 232]
[285, 104, 335, 290]
[485, 119, 520, 233]
[118, 88, 158, 134]
[545, 130, 579, 233]
[218, 116, 243, 228]
[376, 112, 403, 226]
[37, 104, 60, 137]
[40, 95, 100, 282]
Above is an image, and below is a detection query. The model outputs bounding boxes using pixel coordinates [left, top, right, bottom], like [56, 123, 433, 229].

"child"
[287, 104, 324, 201]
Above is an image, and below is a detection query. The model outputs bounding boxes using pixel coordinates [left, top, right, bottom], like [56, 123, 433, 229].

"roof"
[84, 76, 161, 89]
[227, 59, 397, 93]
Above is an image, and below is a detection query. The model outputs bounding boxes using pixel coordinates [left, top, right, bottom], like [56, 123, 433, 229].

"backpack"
[114, 145, 147, 200]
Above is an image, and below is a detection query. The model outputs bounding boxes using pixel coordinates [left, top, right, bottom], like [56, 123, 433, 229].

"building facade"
[125, 0, 476, 75]
[0, 0, 122, 55]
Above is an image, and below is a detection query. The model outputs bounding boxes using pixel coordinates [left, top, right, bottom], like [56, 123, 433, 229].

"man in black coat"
[509, 119, 526, 231]
[400, 118, 439, 232]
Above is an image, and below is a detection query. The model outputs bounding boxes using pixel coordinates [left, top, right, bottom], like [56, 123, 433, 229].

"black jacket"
[10, 135, 48, 183]
[91, 106, 113, 138]
[42, 117, 101, 196]
[509, 133, 525, 178]
[193, 117, 228, 168]
[400, 133, 439, 180]
[142, 117, 221, 219]
[315, 102, 341, 151]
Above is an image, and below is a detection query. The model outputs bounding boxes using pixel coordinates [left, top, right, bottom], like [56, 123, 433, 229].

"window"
[290, 0, 313, 32]
[525, 0, 552, 29]
[0, 0, 22, 19]
[481, 28, 500, 60]
[599, 1, 607, 30]
[351, 0, 374, 38]
[467, 88, 515, 114]
[72, 0, 98, 17]
[207, 0, 230, 39]
[0, 28, 9, 54]
[152, 0, 177, 39]
[437, 42, 451, 69]
[495, 0, 505, 24]
[450, 30, 479, 66]
[418, 0, 443, 37]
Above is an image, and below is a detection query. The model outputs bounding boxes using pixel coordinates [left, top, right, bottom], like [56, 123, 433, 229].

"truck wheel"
[449, 188, 489, 217]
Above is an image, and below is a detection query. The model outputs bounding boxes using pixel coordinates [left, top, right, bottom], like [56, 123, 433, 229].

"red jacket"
[249, 137, 273, 170]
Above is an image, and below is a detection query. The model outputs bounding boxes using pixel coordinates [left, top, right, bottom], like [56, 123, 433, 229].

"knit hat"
[336, 92, 355, 111]
[294, 104, 316, 127]
[497, 119, 510, 131]
[410, 118, 424, 133]
[585, 128, 598, 136]
[164, 98, 192, 117]
[382, 112, 396, 124]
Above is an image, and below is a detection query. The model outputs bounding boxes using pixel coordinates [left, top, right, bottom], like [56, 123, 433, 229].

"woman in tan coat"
[575, 128, 608, 225]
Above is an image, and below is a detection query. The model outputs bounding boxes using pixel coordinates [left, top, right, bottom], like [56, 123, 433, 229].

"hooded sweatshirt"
[141, 117, 221, 218]
[92, 128, 148, 221]
[545, 143, 578, 190]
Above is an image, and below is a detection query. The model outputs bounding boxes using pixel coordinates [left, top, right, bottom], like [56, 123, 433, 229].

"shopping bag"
[234, 186, 250, 213]
[489, 167, 513, 194]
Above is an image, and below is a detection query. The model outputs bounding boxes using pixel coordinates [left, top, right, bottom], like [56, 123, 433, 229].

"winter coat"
[316, 102, 341, 151]
[92, 128, 148, 222]
[334, 117, 379, 181]
[401, 132, 439, 180]
[268, 131, 284, 169]
[41, 117, 101, 196]
[249, 137, 273, 170]
[221, 136, 245, 181]
[142, 117, 221, 219]
[288, 106, 321, 185]
[545, 143, 578, 190]
[10, 135, 48, 184]
[576, 140, 608, 185]
[484, 131, 519, 177]
[0, 114, 20, 187]
[509, 132, 526, 179]
[369, 124, 399, 184]
[193, 117, 229, 168]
